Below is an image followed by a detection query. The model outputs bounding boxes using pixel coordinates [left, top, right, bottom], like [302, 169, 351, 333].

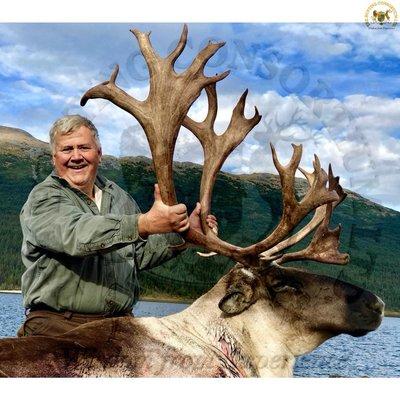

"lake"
[0, 293, 399, 377]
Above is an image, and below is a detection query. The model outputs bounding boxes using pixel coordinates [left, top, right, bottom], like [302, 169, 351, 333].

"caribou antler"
[81, 25, 348, 270]
[260, 165, 349, 265]
[237, 145, 340, 260]
[183, 83, 261, 235]
[81, 24, 229, 205]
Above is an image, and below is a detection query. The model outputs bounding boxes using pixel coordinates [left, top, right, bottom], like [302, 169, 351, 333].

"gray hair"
[49, 115, 101, 153]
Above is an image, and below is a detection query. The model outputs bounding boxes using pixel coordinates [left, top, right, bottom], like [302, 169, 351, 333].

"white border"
[1, 0, 399, 396]
[1, 378, 400, 400]
[1, 0, 399, 22]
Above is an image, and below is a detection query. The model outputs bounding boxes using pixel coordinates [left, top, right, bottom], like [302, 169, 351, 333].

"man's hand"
[189, 202, 218, 234]
[138, 184, 190, 238]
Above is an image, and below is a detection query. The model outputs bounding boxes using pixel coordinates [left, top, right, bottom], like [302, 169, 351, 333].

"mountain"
[0, 126, 48, 154]
[0, 126, 399, 311]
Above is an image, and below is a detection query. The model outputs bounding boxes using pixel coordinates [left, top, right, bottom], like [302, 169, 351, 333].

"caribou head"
[0, 24, 383, 377]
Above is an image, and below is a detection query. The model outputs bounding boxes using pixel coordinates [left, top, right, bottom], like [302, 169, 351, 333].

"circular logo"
[365, 1, 398, 29]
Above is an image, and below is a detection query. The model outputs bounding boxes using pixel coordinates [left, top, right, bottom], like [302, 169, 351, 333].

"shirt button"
[100, 243, 105, 248]
[128, 236, 133, 240]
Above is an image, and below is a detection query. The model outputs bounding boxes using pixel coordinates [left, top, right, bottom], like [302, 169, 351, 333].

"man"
[17, 115, 216, 337]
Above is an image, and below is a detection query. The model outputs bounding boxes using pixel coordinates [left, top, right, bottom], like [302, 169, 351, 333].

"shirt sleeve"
[123, 191, 187, 270]
[134, 232, 186, 271]
[21, 188, 142, 257]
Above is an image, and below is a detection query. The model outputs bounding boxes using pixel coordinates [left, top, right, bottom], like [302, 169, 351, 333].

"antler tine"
[108, 65, 119, 85]
[130, 29, 160, 74]
[228, 89, 261, 134]
[299, 154, 339, 211]
[203, 83, 218, 128]
[167, 24, 189, 66]
[328, 163, 347, 205]
[183, 83, 261, 236]
[259, 206, 327, 263]
[80, 65, 144, 117]
[240, 145, 341, 261]
[261, 163, 348, 265]
[259, 163, 345, 262]
[187, 40, 227, 79]
[183, 83, 218, 142]
[270, 143, 302, 209]
[298, 166, 315, 185]
[276, 201, 349, 265]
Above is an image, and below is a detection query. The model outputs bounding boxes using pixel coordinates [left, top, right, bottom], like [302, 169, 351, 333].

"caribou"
[0, 25, 384, 377]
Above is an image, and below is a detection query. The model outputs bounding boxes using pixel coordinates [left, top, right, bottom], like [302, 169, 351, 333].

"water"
[1, 293, 399, 377]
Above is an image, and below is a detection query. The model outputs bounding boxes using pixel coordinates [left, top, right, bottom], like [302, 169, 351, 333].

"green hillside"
[0, 126, 399, 311]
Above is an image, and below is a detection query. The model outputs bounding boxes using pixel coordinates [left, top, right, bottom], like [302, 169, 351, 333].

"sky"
[0, 23, 400, 211]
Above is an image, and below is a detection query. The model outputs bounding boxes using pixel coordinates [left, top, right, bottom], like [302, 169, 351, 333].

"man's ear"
[218, 279, 259, 316]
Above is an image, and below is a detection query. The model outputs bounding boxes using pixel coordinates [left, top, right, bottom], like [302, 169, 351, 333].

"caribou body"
[0, 264, 383, 377]
[0, 25, 385, 377]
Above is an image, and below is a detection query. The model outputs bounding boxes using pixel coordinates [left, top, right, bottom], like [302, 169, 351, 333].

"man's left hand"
[189, 202, 218, 234]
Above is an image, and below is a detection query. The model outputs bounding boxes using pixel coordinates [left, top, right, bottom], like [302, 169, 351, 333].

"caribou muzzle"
[345, 289, 384, 337]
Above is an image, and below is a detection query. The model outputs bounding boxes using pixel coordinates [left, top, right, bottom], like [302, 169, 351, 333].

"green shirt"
[20, 173, 185, 314]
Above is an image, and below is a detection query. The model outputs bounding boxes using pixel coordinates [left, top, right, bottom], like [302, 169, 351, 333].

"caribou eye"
[270, 280, 300, 292]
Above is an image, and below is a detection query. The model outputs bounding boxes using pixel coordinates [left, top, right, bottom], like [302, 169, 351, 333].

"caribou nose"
[366, 296, 385, 315]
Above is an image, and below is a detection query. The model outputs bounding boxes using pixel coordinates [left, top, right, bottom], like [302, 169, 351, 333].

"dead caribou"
[0, 25, 384, 377]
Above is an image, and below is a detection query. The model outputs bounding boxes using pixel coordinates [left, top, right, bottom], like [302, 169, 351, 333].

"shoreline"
[1, 290, 398, 317]
[139, 295, 192, 305]
[0, 290, 193, 305]
[0, 290, 21, 294]
[384, 310, 400, 318]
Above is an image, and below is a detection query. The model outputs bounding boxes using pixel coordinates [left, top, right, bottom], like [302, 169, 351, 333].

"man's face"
[52, 126, 102, 196]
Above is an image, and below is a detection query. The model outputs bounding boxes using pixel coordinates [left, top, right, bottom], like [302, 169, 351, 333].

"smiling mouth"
[68, 165, 87, 170]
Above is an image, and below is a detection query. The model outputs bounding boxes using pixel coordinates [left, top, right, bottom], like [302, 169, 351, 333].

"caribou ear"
[218, 291, 253, 315]
[219, 280, 259, 315]
[219, 266, 261, 315]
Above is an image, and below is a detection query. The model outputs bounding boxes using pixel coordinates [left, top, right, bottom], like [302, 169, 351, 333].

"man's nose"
[71, 148, 83, 160]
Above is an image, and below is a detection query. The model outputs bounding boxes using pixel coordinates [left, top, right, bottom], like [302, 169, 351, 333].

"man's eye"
[61, 148, 72, 153]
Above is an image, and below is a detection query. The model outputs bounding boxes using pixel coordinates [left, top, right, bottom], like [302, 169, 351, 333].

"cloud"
[219, 90, 400, 211]
[276, 23, 400, 61]
[276, 24, 352, 59]
[1, 23, 400, 211]
[108, 84, 400, 211]
[0, 43, 100, 91]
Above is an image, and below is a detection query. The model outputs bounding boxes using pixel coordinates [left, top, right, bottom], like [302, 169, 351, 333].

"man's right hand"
[138, 184, 190, 238]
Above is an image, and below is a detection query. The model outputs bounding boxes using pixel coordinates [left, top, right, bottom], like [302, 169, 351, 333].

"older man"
[17, 115, 215, 337]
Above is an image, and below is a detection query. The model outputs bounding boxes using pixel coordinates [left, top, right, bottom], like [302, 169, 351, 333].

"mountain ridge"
[0, 124, 398, 216]
[0, 126, 399, 311]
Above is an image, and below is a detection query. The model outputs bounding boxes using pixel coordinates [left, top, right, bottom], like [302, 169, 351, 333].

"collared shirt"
[93, 185, 102, 211]
[19, 173, 185, 314]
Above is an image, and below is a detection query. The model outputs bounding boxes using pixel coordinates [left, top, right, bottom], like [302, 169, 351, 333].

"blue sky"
[0, 23, 400, 210]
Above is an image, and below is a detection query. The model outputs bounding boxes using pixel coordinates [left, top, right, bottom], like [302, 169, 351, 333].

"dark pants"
[17, 309, 134, 337]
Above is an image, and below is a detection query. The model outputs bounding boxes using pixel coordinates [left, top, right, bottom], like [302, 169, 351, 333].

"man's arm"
[133, 200, 219, 272]
[137, 184, 189, 237]
[133, 232, 185, 271]
[22, 183, 191, 258]
[22, 188, 143, 257]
